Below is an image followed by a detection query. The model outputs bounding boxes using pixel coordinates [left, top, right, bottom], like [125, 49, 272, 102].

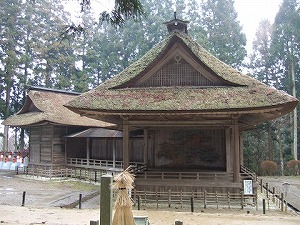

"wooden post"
[239, 134, 244, 166]
[215, 191, 219, 209]
[79, 194, 82, 209]
[143, 129, 148, 166]
[180, 190, 183, 208]
[156, 190, 158, 208]
[21, 191, 26, 206]
[113, 140, 116, 168]
[168, 189, 171, 208]
[228, 191, 231, 209]
[138, 195, 141, 210]
[100, 174, 112, 225]
[260, 179, 263, 193]
[123, 119, 129, 169]
[233, 123, 240, 183]
[190, 197, 194, 212]
[281, 193, 284, 212]
[175, 220, 183, 225]
[266, 183, 269, 198]
[255, 193, 258, 211]
[144, 191, 147, 207]
[204, 191, 207, 209]
[87, 138, 90, 166]
[262, 199, 266, 214]
[241, 192, 244, 209]
[133, 189, 136, 207]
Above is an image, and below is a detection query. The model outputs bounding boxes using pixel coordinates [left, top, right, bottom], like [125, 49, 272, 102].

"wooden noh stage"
[65, 17, 298, 194]
[3, 17, 298, 194]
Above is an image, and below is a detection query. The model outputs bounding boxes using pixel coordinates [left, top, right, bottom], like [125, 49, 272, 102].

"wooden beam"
[127, 120, 234, 126]
[123, 118, 129, 169]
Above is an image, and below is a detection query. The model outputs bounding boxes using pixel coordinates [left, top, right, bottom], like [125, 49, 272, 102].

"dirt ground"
[0, 171, 300, 225]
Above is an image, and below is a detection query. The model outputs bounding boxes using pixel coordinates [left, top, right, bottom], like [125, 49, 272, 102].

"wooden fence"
[132, 189, 257, 210]
[67, 158, 144, 170]
[260, 179, 299, 213]
[135, 171, 234, 182]
[16, 166, 113, 182]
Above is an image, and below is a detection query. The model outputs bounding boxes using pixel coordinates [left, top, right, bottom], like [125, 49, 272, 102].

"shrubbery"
[261, 161, 277, 176]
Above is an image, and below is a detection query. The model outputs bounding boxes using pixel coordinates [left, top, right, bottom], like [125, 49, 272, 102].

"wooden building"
[2, 87, 117, 172]
[66, 18, 298, 193]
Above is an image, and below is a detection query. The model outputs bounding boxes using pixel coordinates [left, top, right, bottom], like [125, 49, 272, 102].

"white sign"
[243, 180, 253, 195]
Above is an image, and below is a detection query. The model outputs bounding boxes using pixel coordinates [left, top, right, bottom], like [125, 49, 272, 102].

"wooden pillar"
[143, 129, 148, 166]
[86, 137, 90, 166]
[123, 118, 130, 169]
[113, 139, 116, 168]
[233, 123, 240, 183]
[64, 127, 68, 165]
[226, 128, 232, 173]
[64, 138, 68, 165]
[239, 134, 244, 166]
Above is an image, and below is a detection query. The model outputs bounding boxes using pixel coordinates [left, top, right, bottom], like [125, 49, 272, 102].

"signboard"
[243, 179, 253, 195]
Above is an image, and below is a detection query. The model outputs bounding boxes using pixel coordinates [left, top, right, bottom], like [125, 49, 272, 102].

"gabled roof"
[2, 87, 114, 128]
[65, 31, 298, 127]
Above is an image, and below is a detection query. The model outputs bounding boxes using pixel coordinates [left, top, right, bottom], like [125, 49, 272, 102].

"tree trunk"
[278, 128, 284, 176]
[291, 58, 297, 160]
[3, 126, 9, 152]
[268, 123, 274, 161]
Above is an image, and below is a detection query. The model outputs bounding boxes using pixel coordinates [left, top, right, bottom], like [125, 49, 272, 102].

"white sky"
[234, 0, 283, 53]
[65, 0, 283, 54]
[97, 0, 283, 53]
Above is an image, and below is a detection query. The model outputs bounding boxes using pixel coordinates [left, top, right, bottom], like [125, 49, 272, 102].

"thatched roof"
[65, 31, 298, 127]
[2, 87, 114, 128]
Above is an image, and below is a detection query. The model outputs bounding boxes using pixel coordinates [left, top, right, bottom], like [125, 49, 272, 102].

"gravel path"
[0, 171, 299, 225]
[0, 170, 100, 208]
[261, 176, 300, 213]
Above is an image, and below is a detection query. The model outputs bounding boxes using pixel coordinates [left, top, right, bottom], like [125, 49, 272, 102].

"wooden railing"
[132, 189, 257, 210]
[67, 158, 144, 169]
[240, 165, 257, 181]
[135, 171, 234, 182]
[17, 166, 72, 179]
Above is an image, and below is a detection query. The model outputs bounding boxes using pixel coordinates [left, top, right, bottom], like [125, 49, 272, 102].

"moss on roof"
[2, 89, 113, 127]
[66, 31, 297, 114]
[99, 31, 257, 89]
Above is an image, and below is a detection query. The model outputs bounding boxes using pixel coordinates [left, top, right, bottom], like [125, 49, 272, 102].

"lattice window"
[139, 57, 216, 87]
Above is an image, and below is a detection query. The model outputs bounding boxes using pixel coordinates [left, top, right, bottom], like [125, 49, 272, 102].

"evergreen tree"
[271, 0, 300, 160]
[200, 0, 247, 69]
[0, 0, 74, 150]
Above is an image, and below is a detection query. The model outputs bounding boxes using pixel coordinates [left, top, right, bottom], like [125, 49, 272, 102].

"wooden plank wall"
[90, 138, 144, 162]
[52, 126, 67, 164]
[30, 125, 69, 164]
[29, 126, 41, 163]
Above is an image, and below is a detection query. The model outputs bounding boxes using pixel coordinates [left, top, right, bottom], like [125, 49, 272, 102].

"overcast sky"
[68, 0, 283, 53]
[234, 0, 282, 52]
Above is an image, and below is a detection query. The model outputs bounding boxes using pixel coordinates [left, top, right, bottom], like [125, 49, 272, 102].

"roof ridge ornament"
[163, 12, 189, 34]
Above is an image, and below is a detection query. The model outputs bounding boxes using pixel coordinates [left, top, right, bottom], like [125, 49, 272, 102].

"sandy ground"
[0, 171, 300, 225]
